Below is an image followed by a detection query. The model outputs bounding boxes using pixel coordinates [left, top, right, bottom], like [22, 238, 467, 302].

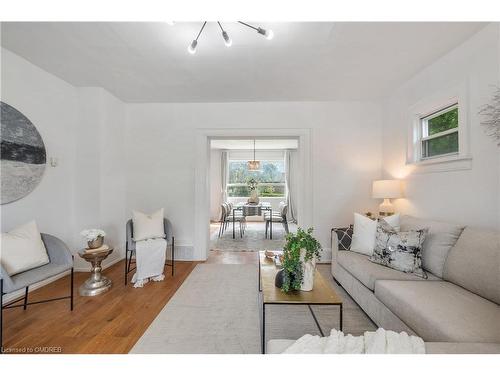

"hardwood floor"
[2, 248, 262, 354]
[2, 260, 198, 354]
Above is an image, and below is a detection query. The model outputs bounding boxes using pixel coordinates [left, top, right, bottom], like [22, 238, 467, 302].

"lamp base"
[379, 198, 395, 217]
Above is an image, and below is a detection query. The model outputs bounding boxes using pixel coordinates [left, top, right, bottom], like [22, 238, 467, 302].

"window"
[420, 104, 459, 159]
[407, 84, 471, 172]
[227, 160, 285, 197]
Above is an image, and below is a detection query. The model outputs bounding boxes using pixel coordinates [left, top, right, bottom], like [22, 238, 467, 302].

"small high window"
[420, 104, 459, 159]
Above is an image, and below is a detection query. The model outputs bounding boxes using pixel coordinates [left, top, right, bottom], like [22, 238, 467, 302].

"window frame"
[419, 103, 459, 160]
[406, 83, 471, 173]
[226, 159, 286, 198]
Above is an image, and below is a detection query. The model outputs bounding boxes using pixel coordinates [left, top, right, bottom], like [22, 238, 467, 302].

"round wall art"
[1, 101, 46, 204]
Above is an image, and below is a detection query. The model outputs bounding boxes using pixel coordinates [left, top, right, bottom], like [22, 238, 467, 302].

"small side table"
[78, 247, 114, 296]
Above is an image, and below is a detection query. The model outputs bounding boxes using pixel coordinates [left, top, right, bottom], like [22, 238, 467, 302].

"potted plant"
[278, 227, 322, 292]
[81, 229, 106, 249]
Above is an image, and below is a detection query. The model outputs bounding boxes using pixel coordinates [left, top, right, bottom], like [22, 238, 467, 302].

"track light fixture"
[239, 22, 274, 40]
[188, 21, 206, 54]
[187, 21, 273, 54]
[218, 22, 232, 47]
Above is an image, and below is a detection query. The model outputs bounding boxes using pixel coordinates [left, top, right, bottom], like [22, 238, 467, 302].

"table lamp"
[372, 179, 403, 216]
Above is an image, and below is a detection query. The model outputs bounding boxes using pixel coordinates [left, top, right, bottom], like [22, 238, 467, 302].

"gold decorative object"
[247, 139, 260, 171]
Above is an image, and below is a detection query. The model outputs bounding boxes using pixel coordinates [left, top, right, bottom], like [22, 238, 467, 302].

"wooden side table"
[78, 247, 114, 296]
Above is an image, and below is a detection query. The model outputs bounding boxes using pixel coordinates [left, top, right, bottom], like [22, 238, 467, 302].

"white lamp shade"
[372, 180, 403, 199]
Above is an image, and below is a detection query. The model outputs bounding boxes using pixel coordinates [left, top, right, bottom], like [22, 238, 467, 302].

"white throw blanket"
[131, 238, 167, 288]
[282, 328, 425, 354]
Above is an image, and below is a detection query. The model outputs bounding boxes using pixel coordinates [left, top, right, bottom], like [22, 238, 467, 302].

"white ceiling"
[0, 22, 487, 103]
[211, 139, 298, 150]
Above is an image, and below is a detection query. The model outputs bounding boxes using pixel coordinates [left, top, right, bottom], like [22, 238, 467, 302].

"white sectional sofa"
[267, 215, 500, 354]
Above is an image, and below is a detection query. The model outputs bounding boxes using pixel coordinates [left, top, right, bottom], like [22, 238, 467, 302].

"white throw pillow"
[350, 213, 400, 256]
[132, 208, 165, 241]
[384, 213, 401, 232]
[0, 221, 50, 276]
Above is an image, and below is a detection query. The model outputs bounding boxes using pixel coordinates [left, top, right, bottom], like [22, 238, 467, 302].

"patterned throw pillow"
[369, 220, 428, 278]
[333, 226, 354, 251]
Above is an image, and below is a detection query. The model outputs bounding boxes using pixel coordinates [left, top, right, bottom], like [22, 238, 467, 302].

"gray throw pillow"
[369, 220, 428, 278]
[333, 226, 354, 251]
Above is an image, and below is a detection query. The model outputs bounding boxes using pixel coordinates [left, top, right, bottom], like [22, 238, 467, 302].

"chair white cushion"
[350, 213, 400, 256]
[0, 221, 50, 276]
[132, 208, 165, 241]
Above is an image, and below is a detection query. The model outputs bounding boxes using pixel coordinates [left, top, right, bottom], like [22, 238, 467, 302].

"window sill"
[406, 154, 472, 173]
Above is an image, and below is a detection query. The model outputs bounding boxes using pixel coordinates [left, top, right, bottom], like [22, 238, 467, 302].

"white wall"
[1, 48, 78, 250]
[381, 24, 500, 229]
[1, 49, 126, 270]
[125, 101, 383, 260]
[209, 148, 222, 221]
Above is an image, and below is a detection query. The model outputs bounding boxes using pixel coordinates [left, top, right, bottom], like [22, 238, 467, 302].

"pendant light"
[187, 21, 273, 54]
[247, 139, 260, 171]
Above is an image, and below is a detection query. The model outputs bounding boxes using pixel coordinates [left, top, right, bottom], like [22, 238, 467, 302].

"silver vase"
[87, 236, 104, 249]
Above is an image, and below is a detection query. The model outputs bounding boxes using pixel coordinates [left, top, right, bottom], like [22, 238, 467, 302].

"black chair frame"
[1, 257, 74, 353]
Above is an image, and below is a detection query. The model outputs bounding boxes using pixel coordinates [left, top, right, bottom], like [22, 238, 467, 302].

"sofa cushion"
[337, 251, 439, 291]
[425, 342, 500, 354]
[375, 280, 500, 343]
[400, 216, 464, 278]
[443, 227, 500, 305]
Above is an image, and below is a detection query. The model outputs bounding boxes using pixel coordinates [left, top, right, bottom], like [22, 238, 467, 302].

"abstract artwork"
[1, 101, 46, 204]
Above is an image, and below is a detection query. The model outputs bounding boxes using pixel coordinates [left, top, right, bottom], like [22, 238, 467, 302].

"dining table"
[232, 202, 273, 239]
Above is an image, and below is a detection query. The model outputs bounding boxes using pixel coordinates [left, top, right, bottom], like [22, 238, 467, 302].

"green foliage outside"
[228, 160, 285, 197]
[227, 185, 285, 197]
[428, 107, 458, 135]
[281, 228, 322, 293]
[423, 107, 459, 158]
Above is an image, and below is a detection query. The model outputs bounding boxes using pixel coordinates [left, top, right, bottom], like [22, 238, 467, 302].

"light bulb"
[257, 27, 274, 40]
[222, 31, 232, 47]
[188, 40, 197, 54]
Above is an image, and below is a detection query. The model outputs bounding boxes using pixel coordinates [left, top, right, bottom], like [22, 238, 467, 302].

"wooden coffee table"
[259, 251, 343, 354]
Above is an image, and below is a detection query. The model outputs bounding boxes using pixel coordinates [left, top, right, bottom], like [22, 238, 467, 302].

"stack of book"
[84, 244, 110, 254]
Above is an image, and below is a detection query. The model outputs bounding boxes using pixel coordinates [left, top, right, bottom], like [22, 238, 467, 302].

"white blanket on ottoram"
[132, 238, 167, 288]
[282, 328, 425, 354]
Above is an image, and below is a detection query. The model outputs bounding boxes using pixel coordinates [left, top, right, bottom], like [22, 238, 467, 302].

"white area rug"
[130, 264, 261, 353]
[210, 222, 297, 252]
[130, 263, 376, 354]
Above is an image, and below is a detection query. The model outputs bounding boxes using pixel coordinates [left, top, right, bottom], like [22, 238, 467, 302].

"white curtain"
[285, 150, 297, 223]
[221, 151, 228, 203]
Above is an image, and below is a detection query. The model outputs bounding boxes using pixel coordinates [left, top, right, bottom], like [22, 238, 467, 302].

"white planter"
[248, 189, 260, 204]
[299, 248, 316, 291]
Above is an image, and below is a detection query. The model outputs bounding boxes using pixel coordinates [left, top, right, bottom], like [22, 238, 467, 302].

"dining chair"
[265, 203, 289, 238]
[218, 203, 227, 237]
[224, 202, 246, 238]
